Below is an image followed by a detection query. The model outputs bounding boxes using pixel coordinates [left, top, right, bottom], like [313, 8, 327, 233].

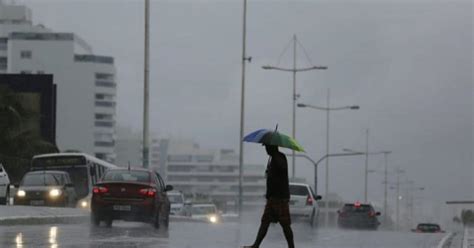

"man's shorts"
[261, 198, 291, 225]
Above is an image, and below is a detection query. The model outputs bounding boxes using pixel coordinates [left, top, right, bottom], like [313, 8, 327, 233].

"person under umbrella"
[242, 128, 304, 248]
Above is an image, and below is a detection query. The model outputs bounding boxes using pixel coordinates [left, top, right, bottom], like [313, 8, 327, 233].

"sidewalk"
[463, 225, 474, 248]
[0, 205, 88, 225]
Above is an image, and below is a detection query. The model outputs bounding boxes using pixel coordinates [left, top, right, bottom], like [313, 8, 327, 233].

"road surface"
[0, 220, 446, 248]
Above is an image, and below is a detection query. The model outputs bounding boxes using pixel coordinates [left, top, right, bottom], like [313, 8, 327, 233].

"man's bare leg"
[243, 221, 271, 248]
[280, 223, 295, 248]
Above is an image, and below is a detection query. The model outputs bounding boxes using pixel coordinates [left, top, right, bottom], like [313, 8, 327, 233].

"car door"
[155, 173, 169, 216]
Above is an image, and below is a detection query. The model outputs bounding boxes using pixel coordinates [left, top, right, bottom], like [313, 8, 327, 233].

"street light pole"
[383, 151, 391, 225]
[262, 36, 327, 179]
[291, 35, 297, 180]
[297, 101, 359, 227]
[364, 128, 369, 202]
[142, 0, 150, 168]
[238, 0, 250, 217]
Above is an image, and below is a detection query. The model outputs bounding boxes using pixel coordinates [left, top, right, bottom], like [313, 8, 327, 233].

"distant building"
[159, 139, 266, 211]
[0, 3, 117, 162]
[0, 73, 56, 143]
[115, 126, 160, 169]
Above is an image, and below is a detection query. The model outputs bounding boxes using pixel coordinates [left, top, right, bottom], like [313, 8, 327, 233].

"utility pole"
[142, 0, 150, 168]
[262, 36, 327, 178]
[291, 34, 297, 179]
[238, 0, 251, 217]
[364, 129, 369, 202]
[395, 168, 405, 231]
[383, 151, 391, 225]
[324, 88, 330, 226]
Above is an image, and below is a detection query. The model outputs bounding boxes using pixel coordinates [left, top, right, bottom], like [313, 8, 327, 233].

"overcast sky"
[18, 0, 473, 213]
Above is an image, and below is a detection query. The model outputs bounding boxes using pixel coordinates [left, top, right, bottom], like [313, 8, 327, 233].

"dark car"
[91, 168, 173, 229]
[14, 170, 77, 207]
[412, 223, 445, 233]
[337, 202, 381, 230]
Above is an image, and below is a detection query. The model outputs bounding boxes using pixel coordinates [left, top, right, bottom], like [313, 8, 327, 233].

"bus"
[30, 153, 118, 209]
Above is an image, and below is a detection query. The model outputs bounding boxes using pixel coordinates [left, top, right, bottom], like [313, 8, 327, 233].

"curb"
[0, 214, 89, 225]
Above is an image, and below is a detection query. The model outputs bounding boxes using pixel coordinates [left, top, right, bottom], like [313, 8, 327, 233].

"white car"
[191, 203, 221, 224]
[289, 182, 322, 226]
[0, 164, 11, 205]
[167, 191, 185, 216]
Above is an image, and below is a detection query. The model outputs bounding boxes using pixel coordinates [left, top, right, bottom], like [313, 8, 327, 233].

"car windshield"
[343, 204, 373, 213]
[418, 224, 440, 231]
[192, 206, 216, 215]
[22, 173, 63, 186]
[103, 170, 150, 183]
[168, 194, 183, 204]
[289, 185, 308, 196]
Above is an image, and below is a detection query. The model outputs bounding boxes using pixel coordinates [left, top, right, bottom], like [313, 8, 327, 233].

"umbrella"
[243, 128, 305, 152]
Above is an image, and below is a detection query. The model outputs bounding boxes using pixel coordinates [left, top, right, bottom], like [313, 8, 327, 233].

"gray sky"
[19, 0, 473, 210]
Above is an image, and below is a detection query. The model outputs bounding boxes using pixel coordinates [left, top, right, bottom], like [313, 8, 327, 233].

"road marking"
[437, 232, 453, 248]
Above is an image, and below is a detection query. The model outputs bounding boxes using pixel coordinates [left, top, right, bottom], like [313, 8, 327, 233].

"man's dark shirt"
[265, 152, 290, 199]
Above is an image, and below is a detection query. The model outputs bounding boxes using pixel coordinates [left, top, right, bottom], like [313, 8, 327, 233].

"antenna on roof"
[128, 161, 131, 171]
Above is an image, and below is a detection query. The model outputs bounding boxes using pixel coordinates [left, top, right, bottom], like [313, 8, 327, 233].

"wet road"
[0, 221, 445, 248]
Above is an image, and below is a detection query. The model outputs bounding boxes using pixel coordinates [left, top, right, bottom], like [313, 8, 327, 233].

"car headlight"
[49, 189, 62, 198]
[209, 215, 218, 223]
[17, 190, 26, 197]
[80, 201, 88, 208]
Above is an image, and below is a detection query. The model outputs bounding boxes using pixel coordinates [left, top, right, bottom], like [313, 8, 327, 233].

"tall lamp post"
[142, 0, 150, 168]
[262, 35, 327, 179]
[297, 94, 359, 226]
[238, 0, 252, 217]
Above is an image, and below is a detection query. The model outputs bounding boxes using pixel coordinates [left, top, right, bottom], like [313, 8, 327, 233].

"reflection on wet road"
[0, 221, 445, 248]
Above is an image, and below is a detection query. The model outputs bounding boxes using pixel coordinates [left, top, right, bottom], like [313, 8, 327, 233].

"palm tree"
[0, 85, 58, 183]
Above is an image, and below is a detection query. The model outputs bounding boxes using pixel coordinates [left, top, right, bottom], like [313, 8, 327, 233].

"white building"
[159, 139, 266, 211]
[115, 126, 160, 169]
[0, 3, 117, 161]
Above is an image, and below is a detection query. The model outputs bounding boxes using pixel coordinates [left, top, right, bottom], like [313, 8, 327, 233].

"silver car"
[289, 182, 322, 227]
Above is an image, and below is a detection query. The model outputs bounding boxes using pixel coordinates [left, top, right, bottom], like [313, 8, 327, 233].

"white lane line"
[437, 232, 453, 248]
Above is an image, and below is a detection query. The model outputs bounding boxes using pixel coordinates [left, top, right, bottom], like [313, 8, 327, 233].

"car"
[191, 203, 221, 224]
[168, 191, 185, 216]
[14, 170, 77, 207]
[0, 163, 10, 205]
[289, 182, 322, 226]
[91, 168, 173, 229]
[337, 202, 381, 230]
[412, 223, 445, 233]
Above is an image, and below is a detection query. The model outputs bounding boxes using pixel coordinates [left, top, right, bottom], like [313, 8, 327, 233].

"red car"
[91, 168, 172, 228]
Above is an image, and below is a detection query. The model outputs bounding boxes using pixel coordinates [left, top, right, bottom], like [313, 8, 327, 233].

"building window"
[95, 113, 113, 121]
[95, 141, 115, 147]
[95, 93, 114, 101]
[0, 57, 6, 70]
[95, 81, 116, 88]
[95, 101, 116, 107]
[0, 38, 7, 50]
[20, 50, 32, 59]
[95, 121, 114, 128]
[95, 73, 114, 80]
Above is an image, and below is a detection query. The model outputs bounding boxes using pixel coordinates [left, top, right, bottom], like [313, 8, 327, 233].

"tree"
[0, 85, 58, 183]
[461, 210, 474, 226]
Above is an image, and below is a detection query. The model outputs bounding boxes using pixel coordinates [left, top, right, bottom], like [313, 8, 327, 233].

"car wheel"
[309, 209, 316, 227]
[105, 217, 113, 228]
[91, 212, 100, 226]
[153, 210, 160, 229]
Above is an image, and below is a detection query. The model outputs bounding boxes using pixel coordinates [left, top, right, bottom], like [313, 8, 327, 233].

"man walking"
[244, 144, 295, 248]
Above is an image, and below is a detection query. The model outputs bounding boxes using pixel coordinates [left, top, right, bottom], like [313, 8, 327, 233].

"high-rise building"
[0, 3, 117, 162]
